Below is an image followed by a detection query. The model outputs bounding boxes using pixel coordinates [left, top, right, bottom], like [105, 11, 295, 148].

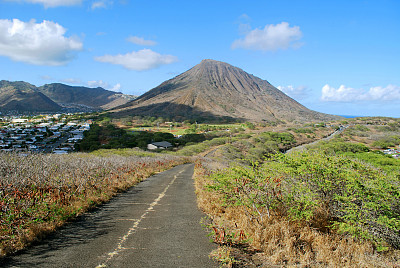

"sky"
[0, 0, 399, 117]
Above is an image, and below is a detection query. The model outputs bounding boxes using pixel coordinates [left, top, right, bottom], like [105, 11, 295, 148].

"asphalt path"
[1, 164, 217, 268]
[285, 126, 348, 154]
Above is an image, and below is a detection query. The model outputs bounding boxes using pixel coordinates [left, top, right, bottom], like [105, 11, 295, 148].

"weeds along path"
[2, 164, 217, 268]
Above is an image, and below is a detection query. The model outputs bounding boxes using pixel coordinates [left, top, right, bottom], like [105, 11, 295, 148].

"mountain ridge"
[0, 80, 136, 113]
[0, 80, 62, 112]
[113, 59, 339, 122]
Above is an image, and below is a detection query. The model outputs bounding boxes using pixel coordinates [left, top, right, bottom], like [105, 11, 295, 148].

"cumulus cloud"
[321, 84, 400, 102]
[127, 36, 156, 46]
[0, 19, 83, 65]
[6, 0, 83, 8]
[94, 49, 178, 71]
[87, 80, 121, 92]
[59, 78, 121, 92]
[277, 85, 309, 100]
[232, 22, 303, 51]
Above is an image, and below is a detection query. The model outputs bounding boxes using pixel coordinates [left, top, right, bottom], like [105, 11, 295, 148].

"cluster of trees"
[76, 124, 175, 152]
[76, 124, 210, 152]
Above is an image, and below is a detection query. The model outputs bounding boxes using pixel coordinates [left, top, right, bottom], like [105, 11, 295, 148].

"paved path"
[2, 164, 217, 268]
[285, 126, 348, 154]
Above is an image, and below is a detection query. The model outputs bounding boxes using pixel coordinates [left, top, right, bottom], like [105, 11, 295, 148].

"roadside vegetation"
[0, 150, 188, 257]
[194, 117, 400, 267]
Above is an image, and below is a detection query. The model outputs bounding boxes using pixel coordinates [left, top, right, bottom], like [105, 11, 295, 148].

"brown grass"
[0, 151, 188, 257]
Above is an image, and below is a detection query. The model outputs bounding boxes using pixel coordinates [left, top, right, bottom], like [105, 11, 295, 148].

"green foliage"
[244, 122, 256, 130]
[77, 124, 179, 152]
[353, 125, 370, 132]
[206, 151, 400, 249]
[344, 125, 371, 137]
[313, 141, 370, 154]
[314, 123, 326, 128]
[180, 134, 206, 144]
[375, 123, 400, 132]
[291, 127, 315, 134]
[372, 135, 400, 149]
[216, 131, 295, 164]
[343, 151, 400, 174]
[208, 163, 283, 221]
[219, 144, 243, 160]
[255, 132, 296, 146]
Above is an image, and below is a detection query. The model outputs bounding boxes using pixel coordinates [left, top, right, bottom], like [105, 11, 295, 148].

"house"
[53, 149, 68, 154]
[12, 118, 28, 123]
[147, 141, 173, 150]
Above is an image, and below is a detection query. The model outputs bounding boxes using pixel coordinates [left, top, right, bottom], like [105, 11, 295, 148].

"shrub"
[372, 135, 400, 149]
[293, 128, 314, 134]
[207, 151, 400, 250]
[314, 141, 370, 154]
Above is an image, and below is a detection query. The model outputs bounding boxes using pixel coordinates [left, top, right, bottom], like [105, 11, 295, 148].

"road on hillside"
[2, 164, 217, 268]
[285, 126, 348, 154]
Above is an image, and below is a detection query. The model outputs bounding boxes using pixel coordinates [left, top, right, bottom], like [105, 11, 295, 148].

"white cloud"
[110, 83, 121, 92]
[127, 36, 156, 46]
[277, 85, 309, 100]
[87, 80, 121, 92]
[60, 79, 121, 92]
[321, 84, 400, 102]
[232, 22, 303, 51]
[237, 14, 251, 35]
[0, 19, 83, 65]
[91, 0, 112, 9]
[94, 49, 178, 71]
[6, 0, 83, 8]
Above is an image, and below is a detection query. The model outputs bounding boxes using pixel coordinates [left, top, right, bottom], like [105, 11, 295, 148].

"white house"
[147, 141, 173, 150]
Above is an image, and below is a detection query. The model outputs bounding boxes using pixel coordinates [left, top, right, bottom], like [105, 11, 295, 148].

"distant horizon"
[337, 115, 365, 119]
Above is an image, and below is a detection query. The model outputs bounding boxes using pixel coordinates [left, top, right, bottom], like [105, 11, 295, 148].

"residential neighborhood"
[0, 114, 91, 154]
[383, 148, 400, 159]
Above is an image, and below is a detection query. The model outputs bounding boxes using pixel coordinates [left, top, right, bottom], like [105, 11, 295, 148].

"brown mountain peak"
[113, 60, 339, 122]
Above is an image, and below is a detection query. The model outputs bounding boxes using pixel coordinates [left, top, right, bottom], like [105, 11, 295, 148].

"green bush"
[353, 125, 370, 132]
[372, 135, 400, 149]
[314, 141, 370, 154]
[207, 151, 400, 250]
[245, 122, 256, 130]
[293, 128, 314, 134]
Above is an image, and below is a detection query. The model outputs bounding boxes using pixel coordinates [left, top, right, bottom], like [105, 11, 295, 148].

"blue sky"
[0, 0, 399, 117]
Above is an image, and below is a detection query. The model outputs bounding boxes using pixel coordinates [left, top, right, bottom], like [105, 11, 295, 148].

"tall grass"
[0, 151, 187, 256]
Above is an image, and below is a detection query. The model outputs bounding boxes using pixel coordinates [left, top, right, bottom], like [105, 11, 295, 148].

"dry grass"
[0, 150, 188, 257]
[194, 158, 400, 267]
